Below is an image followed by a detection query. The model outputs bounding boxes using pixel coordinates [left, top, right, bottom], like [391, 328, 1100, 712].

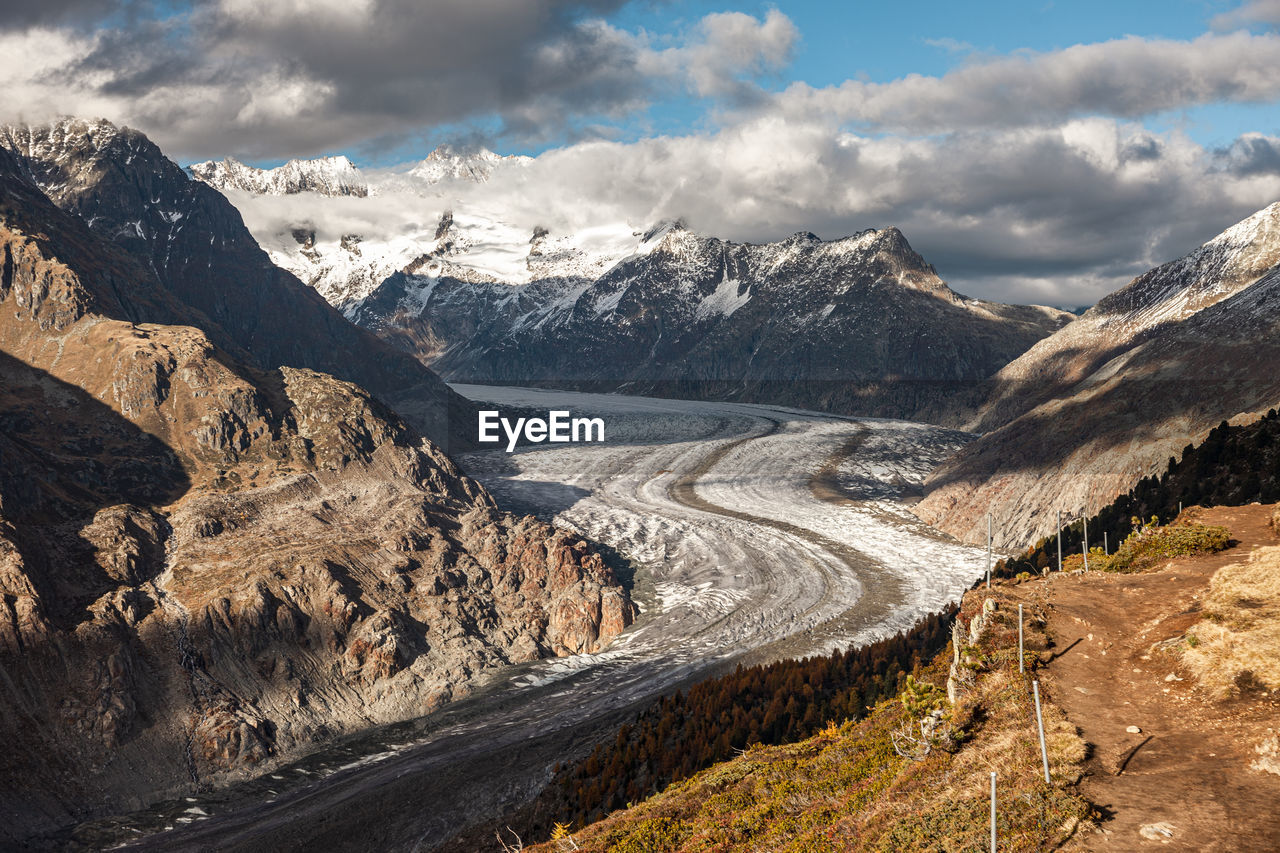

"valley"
[68, 387, 989, 851]
[6, 3, 1280, 848]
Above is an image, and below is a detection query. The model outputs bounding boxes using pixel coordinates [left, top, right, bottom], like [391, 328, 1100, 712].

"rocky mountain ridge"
[353, 221, 1073, 420]
[916, 201, 1280, 547]
[188, 147, 1072, 422]
[0, 127, 632, 844]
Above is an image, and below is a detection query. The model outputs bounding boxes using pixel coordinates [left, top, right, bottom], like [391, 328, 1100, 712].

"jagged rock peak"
[1, 118, 153, 187]
[188, 155, 369, 197]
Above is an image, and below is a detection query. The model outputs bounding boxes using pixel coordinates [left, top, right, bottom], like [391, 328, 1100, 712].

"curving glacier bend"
[100, 388, 989, 852]
[458, 386, 986, 669]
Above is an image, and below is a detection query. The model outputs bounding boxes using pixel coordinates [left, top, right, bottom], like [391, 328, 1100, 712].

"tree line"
[540, 606, 956, 831]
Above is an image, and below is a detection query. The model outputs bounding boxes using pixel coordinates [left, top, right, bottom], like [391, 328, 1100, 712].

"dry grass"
[1184, 545, 1280, 697]
[1056, 522, 1230, 576]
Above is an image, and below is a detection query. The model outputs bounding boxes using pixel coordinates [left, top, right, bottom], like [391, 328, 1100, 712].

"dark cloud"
[0, 0, 125, 31]
[1120, 135, 1161, 162]
[1215, 134, 1280, 175]
[4, 1, 799, 160]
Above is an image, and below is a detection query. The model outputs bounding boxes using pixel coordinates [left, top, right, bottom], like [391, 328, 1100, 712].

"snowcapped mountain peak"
[189, 155, 369, 197]
[640, 218, 689, 244]
[2, 117, 135, 175]
[408, 145, 530, 185]
[1092, 198, 1280, 333]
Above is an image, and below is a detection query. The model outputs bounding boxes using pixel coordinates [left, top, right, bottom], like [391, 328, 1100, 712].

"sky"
[2, 0, 1280, 306]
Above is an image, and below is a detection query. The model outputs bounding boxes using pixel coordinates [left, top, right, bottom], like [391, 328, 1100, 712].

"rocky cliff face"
[0, 119, 475, 451]
[916, 201, 1280, 548]
[353, 223, 1073, 421]
[0, 139, 632, 844]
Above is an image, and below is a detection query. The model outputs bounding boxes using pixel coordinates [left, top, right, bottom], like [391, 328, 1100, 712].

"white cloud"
[670, 9, 799, 99]
[1212, 0, 1280, 31]
[774, 32, 1280, 133]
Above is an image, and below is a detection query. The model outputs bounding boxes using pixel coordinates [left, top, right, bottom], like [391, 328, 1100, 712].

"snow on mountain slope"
[190, 155, 369, 197]
[236, 193, 653, 315]
[917, 200, 1280, 549]
[349, 222, 1072, 425]
[188, 143, 646, 314]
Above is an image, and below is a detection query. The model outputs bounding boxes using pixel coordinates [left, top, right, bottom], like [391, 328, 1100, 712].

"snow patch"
[695, 272, 750, 320]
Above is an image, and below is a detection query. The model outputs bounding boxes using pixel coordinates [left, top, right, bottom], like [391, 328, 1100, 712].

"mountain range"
[190, 153, 1074, 421]
[194, 149, 1280, 549]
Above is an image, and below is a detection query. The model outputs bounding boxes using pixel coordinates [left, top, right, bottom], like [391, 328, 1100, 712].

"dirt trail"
[1009, 505, 1280, 851]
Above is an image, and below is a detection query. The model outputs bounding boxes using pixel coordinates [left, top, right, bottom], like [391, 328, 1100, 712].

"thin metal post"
[1056, 510, 1062, 572]
[990, 771, 997, 852]
[1018, 603, 1024, 674]
[1033, 680, 1050, 784]
[986, 513, 992, 589]
[1082, 514, 1090, 571]
[1104, 531, 1108, 556]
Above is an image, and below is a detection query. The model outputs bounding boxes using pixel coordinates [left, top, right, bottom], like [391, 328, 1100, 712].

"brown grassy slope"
[1184, 543, 1280, 696]
[526, 589, 1090, 853]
